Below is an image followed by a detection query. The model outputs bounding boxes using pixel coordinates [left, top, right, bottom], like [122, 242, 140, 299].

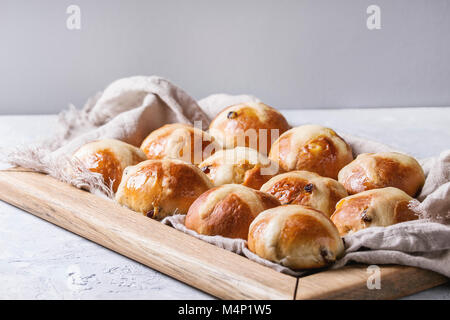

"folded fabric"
[4, 76, 450, 277]
[334, 220, 450, 277]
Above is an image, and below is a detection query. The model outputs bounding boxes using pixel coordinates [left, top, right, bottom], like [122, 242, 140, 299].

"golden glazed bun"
[72, 139, 147, 192]
[140, 123, 220, 165]
[185, 184, 280, 239]
[260, 171, 348, 217]
[198, 147, 280, 190]
[248, 205, 344, 269]
[208, 102, 290, 154]
[330, 187, 418, 236]
[115, 159, 213, 219]
[337, 152, 425, 197]
[268, 125, 353, 179]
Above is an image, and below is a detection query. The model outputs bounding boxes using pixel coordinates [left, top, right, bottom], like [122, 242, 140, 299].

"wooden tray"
[0, 168, 446, 300]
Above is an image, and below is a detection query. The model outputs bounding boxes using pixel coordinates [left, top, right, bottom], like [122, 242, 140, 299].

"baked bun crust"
[337, 152, 425, 197]
[115, 159, 213, 219]
[208, 102, 290, 154]
[330, 187, 417, 236]
[198, 147, 280, 189]
[260, 171, 348, 217]
[72, 139, 147, 192]
[185, 184, 280, 239]
[140, 123, 219, 165]
[268, 125, 353, 179]
[248, 205, 344, 269]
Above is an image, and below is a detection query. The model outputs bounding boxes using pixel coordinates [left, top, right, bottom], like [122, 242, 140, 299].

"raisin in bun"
[208, 102, 290, 154]
[260, 171, 347, 217]
[337, 152, 425, 197]
[185, 184, 280, 239]
[248, 205, 344, 269]
[268, 125, 353, 179]
[198, 147, 280, 190]
[115, 159, 213, 219]
[140, 123, 219, 165]
[330, 187, 418, 236]
[72, 139, 147, 192]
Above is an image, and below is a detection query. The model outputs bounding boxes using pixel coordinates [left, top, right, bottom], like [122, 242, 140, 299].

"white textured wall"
[1, 0, 450, 114]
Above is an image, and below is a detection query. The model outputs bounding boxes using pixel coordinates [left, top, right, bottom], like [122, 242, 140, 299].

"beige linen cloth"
[5, 76, 450, 277]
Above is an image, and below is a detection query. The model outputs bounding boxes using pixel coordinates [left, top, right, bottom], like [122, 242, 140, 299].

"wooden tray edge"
[0, 169, 297, 300]
[1, 169, 446, 300]
[296, 264, 447, 299]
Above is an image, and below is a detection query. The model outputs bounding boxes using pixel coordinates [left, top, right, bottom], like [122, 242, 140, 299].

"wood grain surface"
[296, 264, 447, 299]
[0, 169, 296, 300]
[0, 169, 447, 300]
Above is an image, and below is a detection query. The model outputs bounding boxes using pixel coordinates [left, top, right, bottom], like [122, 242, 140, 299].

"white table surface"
[0, 107, 449, 300]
